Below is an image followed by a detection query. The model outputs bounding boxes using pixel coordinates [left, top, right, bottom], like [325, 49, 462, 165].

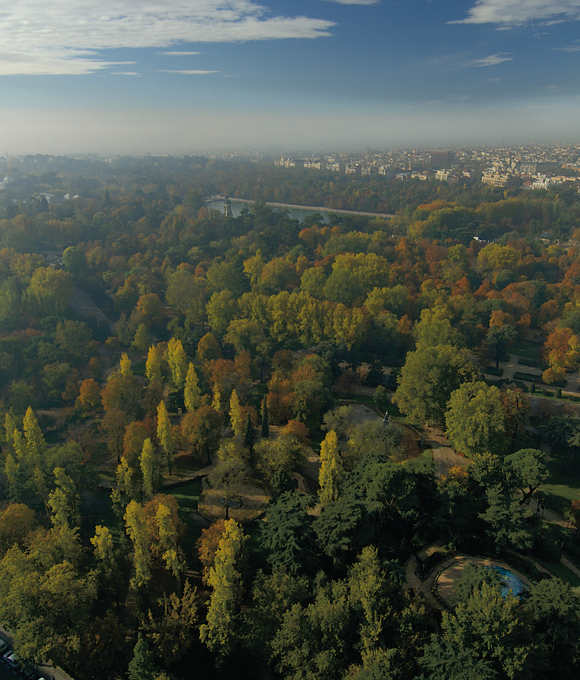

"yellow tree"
[145, 345, 163, 383]
[140, 438, 158, 499]
[157, 400, 174, 474]
[120, 352, 132, 377]
[199, 519, 246, 664]
[124, 500, 152, 589]
[184, 362, 201, 413]
[212, 384, 222, 412]
[229, 388, 244, 437]
[156, 502, 185, 580]
[167, 337, 187, 389]
[319, 430, 343, 504]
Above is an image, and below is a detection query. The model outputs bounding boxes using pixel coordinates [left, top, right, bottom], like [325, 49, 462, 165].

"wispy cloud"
[0, 1, 335, 76]
[113, 72, 142, 77]
[161, 51, 202, 56]
[322, 0, 379, 5]
[466, 53, 513, 67]
[555, 44, 580, 52]
[452, 0, 580, 26]
[155, 70, 219, 75]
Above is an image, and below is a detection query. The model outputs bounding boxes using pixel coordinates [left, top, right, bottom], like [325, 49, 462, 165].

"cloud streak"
[0, 1, 335, 76]
[322, 1, 379, 5]
[453, 0, 580, 26]
[467, 53, 513, 67]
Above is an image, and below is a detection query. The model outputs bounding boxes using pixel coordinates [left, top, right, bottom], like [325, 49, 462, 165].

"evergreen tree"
[261, 397, 270, 439]
[127, 633, 156, 680]
[243, 413, 254, 453]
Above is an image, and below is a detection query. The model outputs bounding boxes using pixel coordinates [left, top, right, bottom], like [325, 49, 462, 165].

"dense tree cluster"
[0, 156, 579, 679]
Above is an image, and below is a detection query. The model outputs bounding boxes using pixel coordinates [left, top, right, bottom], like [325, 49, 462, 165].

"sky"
[1, 0, 580, 154]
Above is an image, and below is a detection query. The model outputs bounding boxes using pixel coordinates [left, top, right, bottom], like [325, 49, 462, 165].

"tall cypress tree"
[243, 414, 254, 453]
[261, 398, 269, 439]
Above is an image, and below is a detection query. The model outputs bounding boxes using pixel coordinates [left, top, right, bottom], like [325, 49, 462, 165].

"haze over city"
[3, 0, 580, 154]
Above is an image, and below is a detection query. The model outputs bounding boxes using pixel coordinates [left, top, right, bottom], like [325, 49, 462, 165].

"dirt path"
[424, 426, 471, 479]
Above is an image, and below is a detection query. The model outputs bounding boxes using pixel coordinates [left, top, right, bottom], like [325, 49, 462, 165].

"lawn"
[542, 458, 580, 517]
[168, 478, 203, 512]
[511, 340, 542, 360]
[532, 556, 580, 587]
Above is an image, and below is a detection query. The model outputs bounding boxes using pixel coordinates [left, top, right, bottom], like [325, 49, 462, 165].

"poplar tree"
[319, 429, 343, 504]
[200, 518, 246, 664]
[184, 362, 201, 413]
[229, 388, 244, 437]
[157, 400, 174, 474]
[167, 337, 187, 389]
[140, 438, 157, 499]
[120, 352, 132, 376]
[145, 344, 162, 383]
[212, 384, 222, 412]
[48, 467, 81, 530]
[156, 502, 185, 579]
[125, 500, 152, 589]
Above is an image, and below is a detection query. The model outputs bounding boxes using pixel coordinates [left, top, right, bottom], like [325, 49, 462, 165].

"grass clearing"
[532, 557, 580, 587]
[542, 456, 580, 516]
[168, 478, 203, 512]
[511, 340, 541, 360]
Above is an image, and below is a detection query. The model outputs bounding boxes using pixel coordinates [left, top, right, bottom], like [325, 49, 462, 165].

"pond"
[489, 565, 528, 599]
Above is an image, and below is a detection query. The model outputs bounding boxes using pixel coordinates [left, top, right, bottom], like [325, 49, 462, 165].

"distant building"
[481, 170, 519, 188]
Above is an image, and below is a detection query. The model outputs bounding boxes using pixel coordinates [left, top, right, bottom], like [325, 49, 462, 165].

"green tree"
[445, 381, 506, 457]
[393, 345, 480, 425]
[504, 448, 547, 505]
[421, 581, 532, 680]
[144, 580, 199, 663]
[127, 633, 156, 680]
[260, 491, 316, 575]
[261, 397, 270, 438]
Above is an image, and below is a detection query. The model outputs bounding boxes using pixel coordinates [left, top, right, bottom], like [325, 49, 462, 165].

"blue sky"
[2, 0, 580, 154]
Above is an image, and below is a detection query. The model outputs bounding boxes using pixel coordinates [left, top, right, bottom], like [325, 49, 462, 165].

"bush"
[485, 366, 504, 377]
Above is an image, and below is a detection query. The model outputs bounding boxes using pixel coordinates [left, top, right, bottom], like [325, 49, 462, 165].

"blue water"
[489, 565, 527, 599]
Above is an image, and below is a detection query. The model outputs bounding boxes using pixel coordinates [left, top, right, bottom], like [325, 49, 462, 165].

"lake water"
[206, 199, 330, 223]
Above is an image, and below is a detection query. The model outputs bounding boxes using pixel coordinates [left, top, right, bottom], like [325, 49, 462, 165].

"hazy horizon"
[2, 1, 580, 156]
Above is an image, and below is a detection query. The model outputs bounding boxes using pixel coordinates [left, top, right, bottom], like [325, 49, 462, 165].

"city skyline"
[2, 0, 580, 154]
